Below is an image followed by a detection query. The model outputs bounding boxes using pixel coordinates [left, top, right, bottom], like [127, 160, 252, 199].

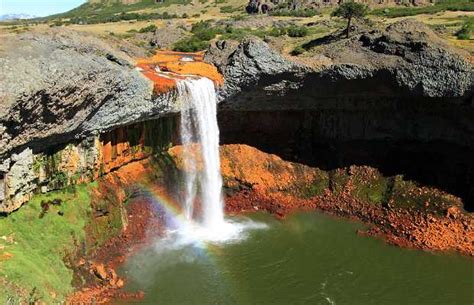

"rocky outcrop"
[0, 29, 181, 161]
[206, 20, 472, 103]
[0, 29, 183, 212]
[206, 20, 474, 211]
[205, 38, 306, 101]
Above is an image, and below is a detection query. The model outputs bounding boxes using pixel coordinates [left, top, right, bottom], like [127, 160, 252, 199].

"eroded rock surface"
[0, 29, 162, 161]
[206, 20, 473, 104]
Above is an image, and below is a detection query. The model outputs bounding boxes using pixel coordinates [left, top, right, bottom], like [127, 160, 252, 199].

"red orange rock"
[137, 51, 223, 94]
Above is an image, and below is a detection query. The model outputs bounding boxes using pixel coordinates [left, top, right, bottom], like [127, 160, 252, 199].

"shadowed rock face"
[207, 21, 473, 211]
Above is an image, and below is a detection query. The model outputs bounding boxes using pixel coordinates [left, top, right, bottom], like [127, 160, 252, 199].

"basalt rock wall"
[209, 21, 473, 211]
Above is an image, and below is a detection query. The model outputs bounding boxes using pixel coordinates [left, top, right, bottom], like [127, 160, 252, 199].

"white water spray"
[161, 77, 266, 245]
[178, 78, 226, 231]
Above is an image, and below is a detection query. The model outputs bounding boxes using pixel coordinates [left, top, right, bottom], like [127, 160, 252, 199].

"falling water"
[177, 77, 225, 231]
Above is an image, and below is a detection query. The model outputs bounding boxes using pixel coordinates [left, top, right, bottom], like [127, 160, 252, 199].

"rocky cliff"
[0, 30, 182, 212]
[0, 20, 472, 213]
[205, 20, 474, 211]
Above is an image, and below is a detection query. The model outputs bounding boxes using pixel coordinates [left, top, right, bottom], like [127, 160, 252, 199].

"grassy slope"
[0, 184, 94, 303]
[51, 0, 190, 19]
[371, 0, 474, 17]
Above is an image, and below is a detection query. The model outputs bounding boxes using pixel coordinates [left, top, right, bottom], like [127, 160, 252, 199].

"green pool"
[118, 212, 473, 305]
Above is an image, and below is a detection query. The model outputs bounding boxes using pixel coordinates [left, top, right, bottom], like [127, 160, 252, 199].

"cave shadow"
[218, 110, 474, 212]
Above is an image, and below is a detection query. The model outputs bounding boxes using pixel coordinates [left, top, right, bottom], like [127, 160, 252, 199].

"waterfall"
[177, 77, 225, 231]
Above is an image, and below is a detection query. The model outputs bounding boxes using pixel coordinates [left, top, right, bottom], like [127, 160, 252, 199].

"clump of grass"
[173, 36, 210, 52]
[291, 45, 305, 56]
[173, 20, 217, 51]
[138, 24, 158, 33]
[455, 17, 473, 40]
[268, 27, 287, 37]
[287, 25, 308, 37]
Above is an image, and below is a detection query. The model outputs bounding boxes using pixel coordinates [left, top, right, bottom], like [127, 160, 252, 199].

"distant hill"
[0, 14, 37, 21]
[48, 0, 189, 19]
[87, 0, 143, 4]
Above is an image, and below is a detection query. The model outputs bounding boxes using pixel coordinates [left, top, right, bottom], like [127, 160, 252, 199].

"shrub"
[287, 25, 308, 37]
[456, 26, 471, 39]
[268, 27, 287, 37]
[290, 46, 305, 56]
[455, 18, 473, 40]
[191, 20, 222, 40]
[138, 24, 157, 33]
[173, 37, 210, 52]
[191, 20, 212, 33]
[220, 5, 241, 13]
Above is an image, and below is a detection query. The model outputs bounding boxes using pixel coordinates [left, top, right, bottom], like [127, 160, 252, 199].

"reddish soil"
[226, 187, 473, 256]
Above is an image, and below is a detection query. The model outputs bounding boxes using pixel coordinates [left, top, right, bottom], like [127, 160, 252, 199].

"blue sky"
[1, 0, 86, 17]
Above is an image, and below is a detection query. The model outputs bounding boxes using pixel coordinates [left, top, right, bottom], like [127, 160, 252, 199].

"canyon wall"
[0, 20, 472, 213]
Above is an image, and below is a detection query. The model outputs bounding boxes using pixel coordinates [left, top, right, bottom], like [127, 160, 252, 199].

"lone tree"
[331, 2, 368, 38]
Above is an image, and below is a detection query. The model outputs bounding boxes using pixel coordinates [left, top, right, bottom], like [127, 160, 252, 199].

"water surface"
[118, 212, 473, 305]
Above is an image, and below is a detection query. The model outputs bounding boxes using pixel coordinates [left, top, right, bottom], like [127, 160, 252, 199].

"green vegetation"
[371, 0, 474, 18]
[44, 0, 193, 25]
[290, 45, 305, 56]
[51, 0, 190, 19]
[220, 5, 242, 14]
[268, 27, 288, 37]
[173, 20, 219, 51]
[270, 8, 319, 17]
[350, 170, 389, 205]
[302, 170, 330, 198]
[0, 185, 93, 303]
[455, 17, 473, 39]
[331, 1, 369, 38]
[329, 169, 350, 196]
[138, 24, 158, 33]
[287, 25, 309, 37]
[173, 20, 317, 51]
[390, 176, 459, 215]
[173, 38, 211, 52]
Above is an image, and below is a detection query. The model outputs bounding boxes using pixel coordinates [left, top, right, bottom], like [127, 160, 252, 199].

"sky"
[0, 0, 86, 17]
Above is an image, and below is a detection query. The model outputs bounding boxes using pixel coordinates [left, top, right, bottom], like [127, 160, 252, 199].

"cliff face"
[0, 30, 185, 161]
[0, 20, 472, 213]
[0, 30, 183, 212]
[205, 20, 474, 211]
